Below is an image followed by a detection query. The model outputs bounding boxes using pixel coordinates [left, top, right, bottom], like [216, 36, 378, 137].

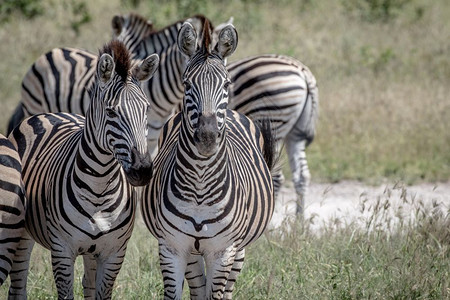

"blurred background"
[0, 0, 449, 184]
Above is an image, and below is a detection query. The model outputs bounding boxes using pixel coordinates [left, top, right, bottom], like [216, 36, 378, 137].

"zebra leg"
[158, 242, 187, 300]
[94, 250, 127, 299]
[51, 248, 76, 300]
[82, 255, 97, 299]
[285, 137, 311, 216]
[185, 254, 206, 300]
[7, 234, 34, 299]
[204, 245, 237, 300]
[223, 248, 245, 300]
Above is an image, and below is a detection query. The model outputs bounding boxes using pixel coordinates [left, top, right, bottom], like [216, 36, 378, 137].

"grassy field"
[1, 186, 449, 299]
[0, 0, 449, 298]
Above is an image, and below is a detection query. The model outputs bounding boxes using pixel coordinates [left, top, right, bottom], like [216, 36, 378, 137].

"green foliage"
[0, 0, 44, 22]
[342, 0, 416, 22]
[360, 45, 396, 74]
[0, 0, 91, 35]
[65, 0, 92, 35]
[173, 0, 210, 18]
[121, 0, 141, 8]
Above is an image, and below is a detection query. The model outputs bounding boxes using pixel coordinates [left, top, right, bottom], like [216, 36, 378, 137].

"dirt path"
[270, 181, 450, 230]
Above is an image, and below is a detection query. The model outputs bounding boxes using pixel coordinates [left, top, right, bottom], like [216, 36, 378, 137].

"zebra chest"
[45, 175, 134, 239]
[161, 177, 247, 239]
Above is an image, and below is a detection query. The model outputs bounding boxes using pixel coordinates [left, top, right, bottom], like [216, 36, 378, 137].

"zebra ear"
[97, 53, 115, 84]
[132, 53, 160, 82]
[213, 16, 234, 43]
[177, 22, 197, 59]
[111, 15, 124, 37]
[214, 24, 238, 60]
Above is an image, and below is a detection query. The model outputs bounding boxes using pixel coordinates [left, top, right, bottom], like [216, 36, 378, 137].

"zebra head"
[177, 20, 238, 157]
[91, 40, 159, 186]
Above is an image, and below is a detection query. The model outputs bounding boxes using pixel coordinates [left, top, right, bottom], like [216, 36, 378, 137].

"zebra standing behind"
[0, 134, 25, 286]
[7, 40, 159, 299]
[141, 21, 275, 299]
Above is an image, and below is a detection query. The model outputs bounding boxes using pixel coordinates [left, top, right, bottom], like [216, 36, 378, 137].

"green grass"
[1, 187, 449, 299]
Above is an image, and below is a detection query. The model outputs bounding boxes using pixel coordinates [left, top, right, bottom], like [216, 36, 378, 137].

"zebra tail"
[298, 66, 319, 147]
[7, 103, 25, 136]
[255, 118, 281, 174]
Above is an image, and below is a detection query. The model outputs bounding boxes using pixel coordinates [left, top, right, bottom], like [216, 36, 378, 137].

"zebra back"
[228, 54, 319, 145]
[0, 134, 25, 286]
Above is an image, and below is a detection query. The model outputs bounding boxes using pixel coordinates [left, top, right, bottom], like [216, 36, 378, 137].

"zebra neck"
[72, 129, 123, 199]
[173, 141, 229, 206]
[176, 117, 228, 182]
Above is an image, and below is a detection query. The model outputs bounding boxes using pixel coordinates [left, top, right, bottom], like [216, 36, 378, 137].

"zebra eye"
[105, 108, 118, 118]
[223, 80, 231, 90]
[183, 80, 192, 90]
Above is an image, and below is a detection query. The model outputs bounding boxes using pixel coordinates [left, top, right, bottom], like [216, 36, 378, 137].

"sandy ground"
[270, 181, 450, 231]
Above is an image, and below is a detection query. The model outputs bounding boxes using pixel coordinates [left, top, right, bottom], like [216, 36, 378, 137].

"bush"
[342, 0, 415, 22]
[0, 0, 44, 22]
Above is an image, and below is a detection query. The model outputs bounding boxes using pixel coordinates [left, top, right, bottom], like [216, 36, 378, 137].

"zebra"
[9, 12, 319, 214]
[0, 134, 25, 287]
[7, 40, 159, 299]
[141, 20, 275, 299]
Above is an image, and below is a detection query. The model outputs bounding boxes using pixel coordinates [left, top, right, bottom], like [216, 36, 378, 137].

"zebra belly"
[26, 194, 135, 258]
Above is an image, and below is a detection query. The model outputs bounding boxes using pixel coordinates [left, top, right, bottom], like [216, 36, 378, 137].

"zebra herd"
[0, 12, 318, 299]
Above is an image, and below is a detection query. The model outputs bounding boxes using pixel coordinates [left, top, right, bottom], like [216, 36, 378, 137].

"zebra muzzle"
[193, 114, 219, 156]
[124, 147, 153, 186]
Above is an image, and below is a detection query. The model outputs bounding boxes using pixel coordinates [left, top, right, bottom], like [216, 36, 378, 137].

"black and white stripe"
[6, 40, 159, 299]
[141, 21, 275, 300]
[0, 134, 25, 287]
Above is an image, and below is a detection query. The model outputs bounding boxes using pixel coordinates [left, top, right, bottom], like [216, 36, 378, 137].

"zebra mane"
[200, 18, 213, 54]
[99, 40, 131, 82]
